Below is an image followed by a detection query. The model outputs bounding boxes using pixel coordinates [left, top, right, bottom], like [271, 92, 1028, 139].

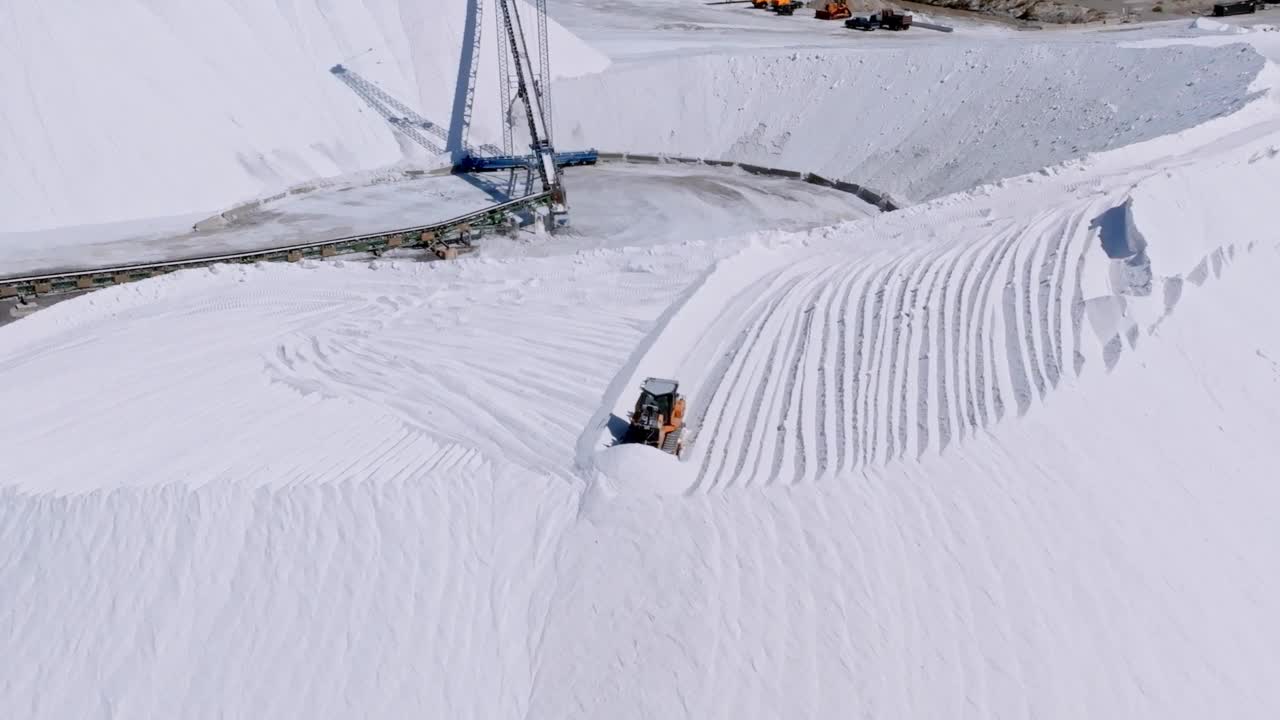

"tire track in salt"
[847, 261, 883, 471]
[1043, 201, 1102, 388]
[784, 306, 817, 485]
[946, 226, 1002, 439]
[681, 183, 1217, 490]
[1035, 213, 1068, 390]
[765, 265, 843, 486]
[885, 245, 931, 462]
[1054, 200, 1102, 381]
[906, 245, 952, 460]
[737, 271, 812, 488]
[861, 253, 911, 468]
[812, 272, 851, 481]
[835, 263, 875, 476]
[1016, 211, 1059, 403]
[694, 273, 806, 491]
[931, 237, 971, 454]
[791, 264, 853, 483]
[891, 240, 953, 461]
[955, 232, 993, 437]
[832, 270, 855, 476]
[693, 276, 791, 491]
[1048, 208, 1088, 384]
[1002, 248, 1035, 417]
[966, 221, 1024, 430]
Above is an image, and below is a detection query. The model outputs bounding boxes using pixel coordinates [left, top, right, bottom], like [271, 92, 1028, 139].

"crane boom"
[496, 0, 560, 203]
[535, 0, 553, 143]
[449, 0, 485, 158]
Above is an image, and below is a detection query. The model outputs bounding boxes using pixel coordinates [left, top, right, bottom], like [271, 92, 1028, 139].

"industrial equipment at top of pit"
[771, 0, 799, 15]
[748, 0, 797, 13]
[623, 378, 687, 457]
[495, 0, 568, 228]
[451, 0, 589, 231]
[330, 0, 588, 230]
[815, 1, 852, 20]
[846, 8, 913, 30]
[712, 0, 916, 29]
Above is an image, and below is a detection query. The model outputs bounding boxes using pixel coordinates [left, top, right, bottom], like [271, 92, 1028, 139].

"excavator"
[815, 1, 853, 19]
[771, 0, 798, 14]
[624, 378, 686, 456]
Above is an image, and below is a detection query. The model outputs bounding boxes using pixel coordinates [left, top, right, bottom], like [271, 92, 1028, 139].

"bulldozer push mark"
[676, 189, 1253, 492]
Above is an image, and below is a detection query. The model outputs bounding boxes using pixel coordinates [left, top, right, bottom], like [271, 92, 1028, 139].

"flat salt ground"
[484, 162, 878, 257]
[0, 164, 874, 276]
[0, 174, 498, 277]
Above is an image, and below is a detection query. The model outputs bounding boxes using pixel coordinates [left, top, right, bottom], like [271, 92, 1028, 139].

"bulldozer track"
[678, 183, 1229, 490]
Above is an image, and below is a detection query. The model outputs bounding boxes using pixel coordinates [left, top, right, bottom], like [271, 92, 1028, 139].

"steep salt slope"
[560, 76, 1280, 717]
[593, 49, 1280, 485]
[555, 41, 1260, 204]
[0, 0, 607, 234]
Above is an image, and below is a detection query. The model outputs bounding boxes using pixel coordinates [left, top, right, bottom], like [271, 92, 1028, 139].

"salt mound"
[555, 43, 1260, 204]
[0, 1, 609, 232]
[593, 443, 693, 495]
[1191, 17, 1249, 33]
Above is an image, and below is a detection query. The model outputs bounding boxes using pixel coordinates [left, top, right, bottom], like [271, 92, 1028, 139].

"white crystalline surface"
[4, 2, 1280, 718]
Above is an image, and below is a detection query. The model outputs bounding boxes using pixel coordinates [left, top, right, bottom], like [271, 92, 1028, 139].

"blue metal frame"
[456, 150, 599, 173]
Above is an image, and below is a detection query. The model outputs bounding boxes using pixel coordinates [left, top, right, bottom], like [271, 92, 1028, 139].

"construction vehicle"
[1213, 0, 1258, 14]
[771, 0, 798, 13]
[751, 0, 770, 7]
[846, 8, 912, 29]
[815, 1, 852, 19]
[880, 9, 912, 28]
[624, 378, 686, 456]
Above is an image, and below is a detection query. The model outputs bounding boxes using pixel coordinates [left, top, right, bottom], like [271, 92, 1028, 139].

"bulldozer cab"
[633, 378, 677, 427]
[625, 378, 686, 455]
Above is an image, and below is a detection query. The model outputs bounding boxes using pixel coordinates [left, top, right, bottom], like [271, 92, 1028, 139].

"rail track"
[0, 191, 552, 300]
[595, 152, 899, 212]
[0, 154, 897, 302]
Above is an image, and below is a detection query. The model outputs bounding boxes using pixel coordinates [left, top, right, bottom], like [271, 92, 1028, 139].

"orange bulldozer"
[815, 0, 853, 19]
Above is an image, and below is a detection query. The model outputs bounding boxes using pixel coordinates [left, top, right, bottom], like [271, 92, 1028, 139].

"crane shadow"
[329, 64, 449, 156]
[329, 62, 503, 159]
[457, 171, 514, 204]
